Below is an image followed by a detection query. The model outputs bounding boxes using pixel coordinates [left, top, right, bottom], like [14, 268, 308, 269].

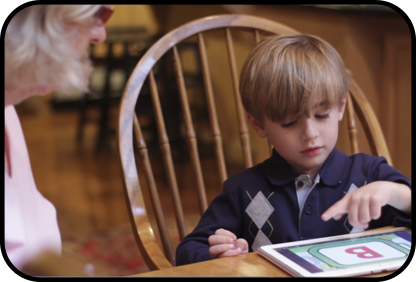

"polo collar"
[261, 148, 347, 187]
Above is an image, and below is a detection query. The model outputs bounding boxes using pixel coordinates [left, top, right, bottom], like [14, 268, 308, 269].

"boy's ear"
[247, 113, 267, 138]
[338, 93, 348, 121]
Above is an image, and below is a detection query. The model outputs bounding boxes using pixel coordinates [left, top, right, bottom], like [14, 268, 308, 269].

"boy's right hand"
[208, 228, 248, 259]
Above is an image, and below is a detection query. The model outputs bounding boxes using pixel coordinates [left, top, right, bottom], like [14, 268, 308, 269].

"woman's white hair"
[5, 5, 102, 93]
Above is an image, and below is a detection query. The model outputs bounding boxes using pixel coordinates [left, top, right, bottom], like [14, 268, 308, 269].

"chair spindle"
[197, 33, 228, 184]
[132, 113, 175, 265]
[346, 93, 359, 155]
[225, 28, 253, 168]
[172, 46, 208, 215]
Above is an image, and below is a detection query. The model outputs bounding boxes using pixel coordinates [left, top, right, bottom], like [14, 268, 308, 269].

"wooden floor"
[15, 93, 248, 276]
[16, 93, 242, 244]
[17, 95, 129, 238]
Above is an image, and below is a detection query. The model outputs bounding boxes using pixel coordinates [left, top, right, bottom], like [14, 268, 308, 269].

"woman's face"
[72, 7, 109, 60]
[72, 25, 106, 60]
[4, 6, 111, 107]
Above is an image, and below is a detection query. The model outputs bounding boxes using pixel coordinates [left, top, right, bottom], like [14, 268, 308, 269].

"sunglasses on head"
[95, 5, 114, 24]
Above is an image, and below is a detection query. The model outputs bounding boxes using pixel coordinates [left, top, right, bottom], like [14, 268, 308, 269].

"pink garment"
[4, 105, 61, 271]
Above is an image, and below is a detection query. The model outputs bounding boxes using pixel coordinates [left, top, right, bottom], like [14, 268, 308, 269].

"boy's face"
[248, 95, 347, 179]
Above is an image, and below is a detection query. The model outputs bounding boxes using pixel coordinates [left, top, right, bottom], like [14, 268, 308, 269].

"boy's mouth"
[301, 146, 322, 157]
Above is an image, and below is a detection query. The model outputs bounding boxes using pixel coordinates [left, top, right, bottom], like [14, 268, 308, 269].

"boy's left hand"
[321, 181, 410, 229]
[208, 228, 249, 259]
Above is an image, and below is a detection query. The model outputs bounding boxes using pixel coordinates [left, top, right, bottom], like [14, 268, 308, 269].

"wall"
[106, 5, 158, 33]
[108, 5, 411, 179]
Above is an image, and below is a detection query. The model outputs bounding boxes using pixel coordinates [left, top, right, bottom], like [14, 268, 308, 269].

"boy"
[175, 34, 411, 265]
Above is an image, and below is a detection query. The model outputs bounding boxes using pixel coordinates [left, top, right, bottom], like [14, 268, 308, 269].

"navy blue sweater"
[176, 148, 411, 265]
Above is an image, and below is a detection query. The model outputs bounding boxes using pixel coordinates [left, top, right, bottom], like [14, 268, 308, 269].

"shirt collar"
[318, 148, 348, 186]
[261, 148, 347, 187]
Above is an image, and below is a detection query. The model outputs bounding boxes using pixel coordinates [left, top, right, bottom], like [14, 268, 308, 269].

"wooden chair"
[117, 14, 392, 271]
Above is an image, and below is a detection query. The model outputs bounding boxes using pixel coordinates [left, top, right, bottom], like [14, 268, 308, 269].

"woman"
[4, 5, 113, 271]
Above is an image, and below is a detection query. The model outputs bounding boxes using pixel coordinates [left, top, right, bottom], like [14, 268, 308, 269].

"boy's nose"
[301, 119, 318, 140]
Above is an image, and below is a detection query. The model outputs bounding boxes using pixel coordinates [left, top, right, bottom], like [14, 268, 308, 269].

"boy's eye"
[315, 114, 330, 119]
[282, 120, 297, 128]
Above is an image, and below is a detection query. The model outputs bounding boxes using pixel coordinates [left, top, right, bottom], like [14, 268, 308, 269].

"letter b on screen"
[318, 241, 406, 266]
[345, 246, 383, 259]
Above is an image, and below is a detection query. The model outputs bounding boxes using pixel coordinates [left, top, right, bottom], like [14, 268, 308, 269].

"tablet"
[258, 227, 412, 277]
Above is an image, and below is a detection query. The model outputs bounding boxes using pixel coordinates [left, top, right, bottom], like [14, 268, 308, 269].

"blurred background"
[14, 5, 411, 276]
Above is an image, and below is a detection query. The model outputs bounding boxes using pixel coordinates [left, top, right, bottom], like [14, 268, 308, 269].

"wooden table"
[132, 252, 394, 277]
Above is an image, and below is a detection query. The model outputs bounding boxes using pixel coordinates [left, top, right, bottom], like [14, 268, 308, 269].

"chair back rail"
[117, 14, 391, 270]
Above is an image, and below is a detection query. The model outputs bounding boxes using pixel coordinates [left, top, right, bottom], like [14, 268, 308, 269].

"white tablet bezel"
[258, 227, 411, 277]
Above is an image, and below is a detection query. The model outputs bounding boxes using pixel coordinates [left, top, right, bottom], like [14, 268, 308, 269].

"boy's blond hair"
[5, 5, 102, 93]
[239, 34, 350, 125]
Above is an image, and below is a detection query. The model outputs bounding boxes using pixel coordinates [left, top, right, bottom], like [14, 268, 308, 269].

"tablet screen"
[273, 230, 411, 274]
